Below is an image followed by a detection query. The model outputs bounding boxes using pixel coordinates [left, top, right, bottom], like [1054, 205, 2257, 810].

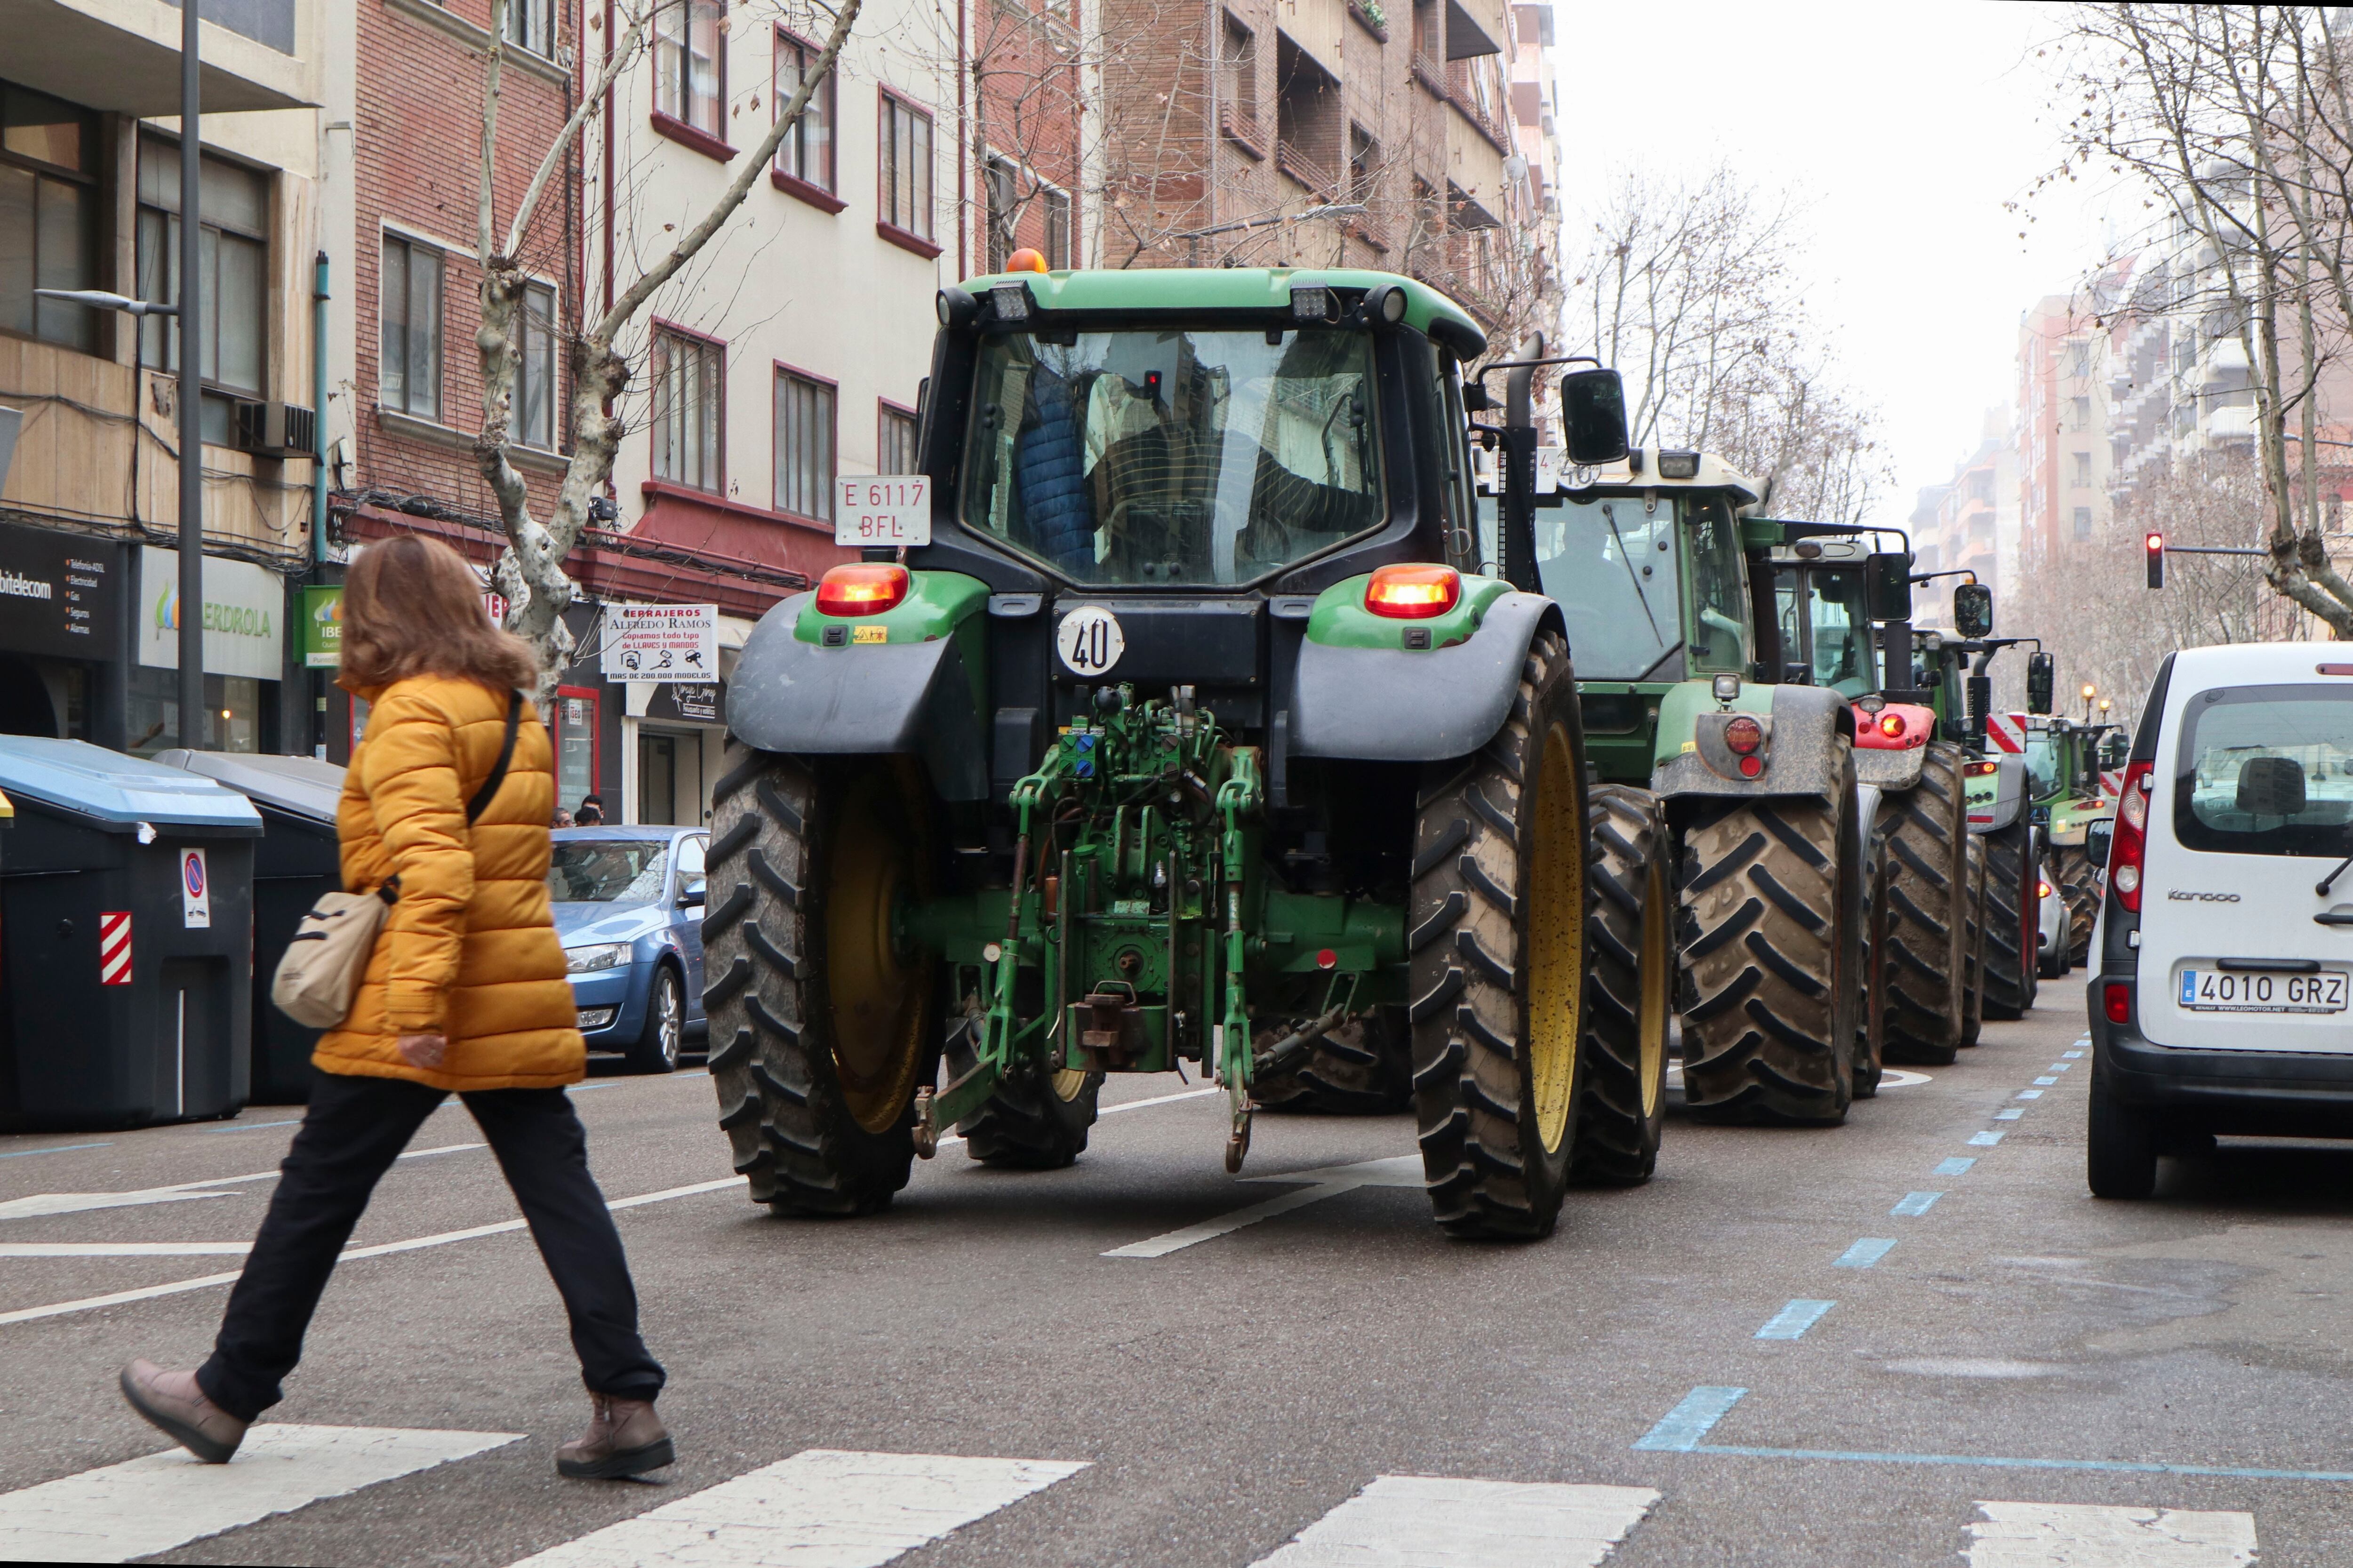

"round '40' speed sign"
[1056, 605, 1124, 677]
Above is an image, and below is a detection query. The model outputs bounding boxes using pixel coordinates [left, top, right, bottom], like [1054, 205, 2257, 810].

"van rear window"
[2173, 683, 2353, 857]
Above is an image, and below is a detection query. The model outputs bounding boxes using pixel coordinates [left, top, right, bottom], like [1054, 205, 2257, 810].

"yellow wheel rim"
[1051, 1066, 1090, 1102]
[1637, 850, 1671, 1120]
[1528, 722, 1584, 1153]
[824, 777, 930, 1134]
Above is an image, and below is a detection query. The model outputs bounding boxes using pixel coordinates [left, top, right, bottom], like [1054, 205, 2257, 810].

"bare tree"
[468, 0, 861, 695]
[1565, 164, 1892, 522]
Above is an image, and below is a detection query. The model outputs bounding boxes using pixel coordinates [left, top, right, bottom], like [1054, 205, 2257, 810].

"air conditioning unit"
[232, 400, 317, 459]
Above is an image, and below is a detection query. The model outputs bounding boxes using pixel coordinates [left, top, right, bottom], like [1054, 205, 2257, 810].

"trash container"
[0, 738, 262, 1131]
[155, 750, 344, 1105]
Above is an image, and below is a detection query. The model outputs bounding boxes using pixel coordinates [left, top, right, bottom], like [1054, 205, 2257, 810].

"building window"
[2067, 342, 2089, 380]
[1413, 0, 1442, 66]
[505, 0, 553, 57]
[517, 280, 558, 450]
[377, 234, 444, 422]
[138, 134, 271, 443]
[774, 368, 835, 520]
[1220, 15, 1258, 127]
[984, 155, 1017, 272]
[879, 401, 918, 475]
[879, 93, 934, 242]
[2071, 450, 2091, 488]
[1348, 124, 1378, 205]
[651, 326, 723, 492]
[1042, 186, 1071, 269]
[655, 0, 724, 139]
[0, 80, 101, 352]
[774, 30, 836, 191]
[2073, 506, 2093, 542]
[2068, 395, 2090, 432]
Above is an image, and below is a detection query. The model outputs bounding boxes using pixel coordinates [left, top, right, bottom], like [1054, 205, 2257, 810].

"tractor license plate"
[2178, 968, 2348, 1013]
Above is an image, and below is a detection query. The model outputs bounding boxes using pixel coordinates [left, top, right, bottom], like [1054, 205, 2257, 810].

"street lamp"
[2081, 682, 2097, 722]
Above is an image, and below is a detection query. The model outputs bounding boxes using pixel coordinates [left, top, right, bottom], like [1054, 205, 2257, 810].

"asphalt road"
[3, 993, 2351, 1567]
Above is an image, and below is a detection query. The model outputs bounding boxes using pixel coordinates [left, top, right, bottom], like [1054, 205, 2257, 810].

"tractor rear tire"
[703, 747, 940, 1216]
[1252, 1010, 1411, 1114]
[1853, 811, 1887, 1100]
[1568, 784, 1669, 1185]
[2055, 843, 2099, 967]
[949, 1031, 1103, 1168]
[1960, 829, 1986, 1047]
[1408, 629, 1590, 1239]
[1879, 743, 1969, 1066]
[1678, 749, 1863, 1125]
[1980, 821, 2040, 1020]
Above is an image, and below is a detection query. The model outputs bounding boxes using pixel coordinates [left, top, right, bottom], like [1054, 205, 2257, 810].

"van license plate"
[2179, 969, 2349, 1013]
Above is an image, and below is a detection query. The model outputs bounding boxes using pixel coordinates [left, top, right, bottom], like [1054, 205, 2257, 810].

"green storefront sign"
[303, 585, 344, 668]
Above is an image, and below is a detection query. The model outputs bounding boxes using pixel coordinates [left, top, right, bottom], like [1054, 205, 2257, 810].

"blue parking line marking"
[201, 1119, 302, 1134]
[1967, 1131, 2003, 1146]
[1633, 1387, 1748, 1451]
[1933, 1157, 1975, 1176]
[1756, 1299, 1835, 1340]
[565, 1082, 622, 1093]
[1891, 1191, 1943, 1217]
[2063, 1050, 2085, 1059]
[2016, 1089, 2044, 1100]
[0, 1141, 110, 1160]
[2048, 1062, 2074, 1072]
[1994, 1109, 2024, 1120]
[1670, 1441, 2353, 1483]
[1834, 1238, 1895, 1268]
[2033, 1076, 2059, 1086]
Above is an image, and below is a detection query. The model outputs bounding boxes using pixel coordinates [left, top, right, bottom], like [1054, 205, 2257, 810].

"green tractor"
[702, 267, 1672, 1240]
[2016, 665, 2122, 971]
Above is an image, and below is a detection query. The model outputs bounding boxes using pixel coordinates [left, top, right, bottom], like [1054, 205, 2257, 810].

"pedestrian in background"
[119, 534, 674, 1481]
[574, 794, 605, 826]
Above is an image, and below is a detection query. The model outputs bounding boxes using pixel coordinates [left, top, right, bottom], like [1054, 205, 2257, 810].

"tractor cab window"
[2023, 734, 2061, 800]
[960, 326, 1384, 584]
[1802, 566, 1873, 696]
[1684, 496, 1749, 673]
[1535, 494, 1681, 681]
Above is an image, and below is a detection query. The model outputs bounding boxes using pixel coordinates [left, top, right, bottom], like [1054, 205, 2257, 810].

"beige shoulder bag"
[271, 693, 522, 1029]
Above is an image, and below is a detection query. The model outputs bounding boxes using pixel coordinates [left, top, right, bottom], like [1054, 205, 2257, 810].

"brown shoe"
[119, 1359, 248, 1464]
[555, 1392, 674, 1480]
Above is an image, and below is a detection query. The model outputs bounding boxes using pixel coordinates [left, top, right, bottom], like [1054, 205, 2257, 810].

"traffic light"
[2146, 531, 2165, 588]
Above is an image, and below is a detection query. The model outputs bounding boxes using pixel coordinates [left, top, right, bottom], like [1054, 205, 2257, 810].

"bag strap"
[466, 690, 523, 825]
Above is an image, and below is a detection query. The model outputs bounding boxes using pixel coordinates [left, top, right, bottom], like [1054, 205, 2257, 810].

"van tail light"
[2104, 981, 2132, 1025]
[816, 563, 910, 616]
[1365, 563, 1461, 619]
[2108, 759, 2155, 913]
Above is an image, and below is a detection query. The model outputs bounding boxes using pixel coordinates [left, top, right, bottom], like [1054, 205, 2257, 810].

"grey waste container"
[156, 750, 344, 1105]
[0, 739, 262, 1130]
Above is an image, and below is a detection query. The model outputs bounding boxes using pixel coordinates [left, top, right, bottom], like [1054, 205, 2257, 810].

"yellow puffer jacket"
[314, 674, 584, 1090]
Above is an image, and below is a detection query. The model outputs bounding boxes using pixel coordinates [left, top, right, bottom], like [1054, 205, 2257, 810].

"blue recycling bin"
[154, 750, 344, 1105]
[0, 739, 262, 1130]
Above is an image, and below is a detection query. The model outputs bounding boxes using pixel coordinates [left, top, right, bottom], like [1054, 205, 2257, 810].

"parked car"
[2089, 643, 2353, 1197]
[2036, 856, 2071, 979]
[550, 826, 708, 1073]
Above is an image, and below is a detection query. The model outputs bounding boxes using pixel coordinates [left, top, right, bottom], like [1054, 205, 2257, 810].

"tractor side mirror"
[1952, 583, 1993, 638]
[2085, 820, 2112, 868]
[1560, 368, 1630, 466]
[2026, 652, 2056, 715]
[1461, 381, 1492, 413]
[2101, 732, 2129, 768]
[1865, 552, 1911, 621]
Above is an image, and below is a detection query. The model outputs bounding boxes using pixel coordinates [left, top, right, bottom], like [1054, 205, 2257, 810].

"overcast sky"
[1549, 0, 2123, 527]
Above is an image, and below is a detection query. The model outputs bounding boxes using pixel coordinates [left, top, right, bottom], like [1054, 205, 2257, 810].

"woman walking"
[120, 535, 672, 1480]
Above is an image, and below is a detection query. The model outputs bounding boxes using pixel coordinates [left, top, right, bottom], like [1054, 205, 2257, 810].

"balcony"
[0, 0, 318, 114]
[1276, 142, 1338, 199]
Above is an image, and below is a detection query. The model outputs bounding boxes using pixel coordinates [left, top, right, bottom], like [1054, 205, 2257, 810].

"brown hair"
[336, 534, 539, 695]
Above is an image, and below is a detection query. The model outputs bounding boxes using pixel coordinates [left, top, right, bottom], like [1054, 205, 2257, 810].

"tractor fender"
[727, 591, 990, 801]
[1851, 701, 1935, 792]
[1855, 744, 1928, 791]
[1290, 591, 1560, 762]
[1966, 752, 2028, 833]
[1651, 682, 1851, 804]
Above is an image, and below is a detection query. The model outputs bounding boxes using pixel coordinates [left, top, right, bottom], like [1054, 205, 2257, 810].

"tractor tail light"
[1724, 716, 1762, 754]
[2108, 760, 2154, 912]
[1880, 712, 1906, 739]
[816, 563, 909, 616]
[1365, 563, 1461, 619]
[2039, 879, 2054, 898]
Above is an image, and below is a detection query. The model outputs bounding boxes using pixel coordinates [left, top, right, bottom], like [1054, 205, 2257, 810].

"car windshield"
[2173, 684, 2353, 857]
[961, 327, 1384, 584]
[549, 840, 670, 903]
[1536, 495, 1681, 680]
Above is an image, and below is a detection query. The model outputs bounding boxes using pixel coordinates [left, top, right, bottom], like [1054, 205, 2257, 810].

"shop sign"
[137, 546, 285, 679]
[302, 586, 344, 668]
[645, 681, 724, 725]
[600, 603, 718, 682]
[0, 522, 119, 659]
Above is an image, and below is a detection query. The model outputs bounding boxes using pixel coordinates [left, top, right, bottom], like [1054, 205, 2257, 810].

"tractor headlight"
[566, 941, 632, 975]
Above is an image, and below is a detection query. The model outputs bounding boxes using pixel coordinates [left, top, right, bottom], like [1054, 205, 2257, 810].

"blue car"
[550, 826, 708, 1072]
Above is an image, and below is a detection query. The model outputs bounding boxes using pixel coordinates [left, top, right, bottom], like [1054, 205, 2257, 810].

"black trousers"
[197, 1070, 666, 1422]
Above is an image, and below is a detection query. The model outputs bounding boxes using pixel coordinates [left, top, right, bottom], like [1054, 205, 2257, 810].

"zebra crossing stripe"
[0, 1424, 519, 1563]
[97, 912, 131, 986]
[1966, 1500, 2257, 1567]
[504, 1449, 1087, 1568]
[1249, 1475, 1659, 1568]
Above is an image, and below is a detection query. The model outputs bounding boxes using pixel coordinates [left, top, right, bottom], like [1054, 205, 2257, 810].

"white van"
[2089, 643, 2353, 1197]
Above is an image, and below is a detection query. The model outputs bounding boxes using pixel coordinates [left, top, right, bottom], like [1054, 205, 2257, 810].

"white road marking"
[1878, 1068, 1932, 1088]
[1249, 1475, 1659, 1568]
[1965, 1500, 2257, 1567]
[1104, 1156, 1423, 1258]
[0, 1143, 488, 1224]
[505, 1448, 1086, 1568]
[0, 1424, 518, 1563]
[0, 1242, 253, 1257]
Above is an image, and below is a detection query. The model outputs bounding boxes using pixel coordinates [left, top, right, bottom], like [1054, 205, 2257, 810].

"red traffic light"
[2145, 531, 2164, 589]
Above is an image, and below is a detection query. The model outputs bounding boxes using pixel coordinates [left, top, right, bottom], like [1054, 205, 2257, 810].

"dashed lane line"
[198, 1119, 303, 1134]
[1935, 1157, 1977, 1176]
[1994, 1109, 2024, 1121]
[1964, 1501, 2257, 1568]
[1891, 1192, 1944, 1217]
[1755, 1300, 1835, 1340]
[503, 1449, 1087, 1568]
[1969, 1131, 2005, 1146]
[1248, 1475, 1659, 1568]
[1833, 1239, 1896, 1269]
[0, 1424, 520, 1563]
[2016, 1089, 2045, 1100]
[0, 1143, 111, 1161]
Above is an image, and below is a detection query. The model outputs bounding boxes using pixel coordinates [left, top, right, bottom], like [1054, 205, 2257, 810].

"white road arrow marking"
[1250, 1475, 1659, 1568]
[1966, 1501, 2256, 1567]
